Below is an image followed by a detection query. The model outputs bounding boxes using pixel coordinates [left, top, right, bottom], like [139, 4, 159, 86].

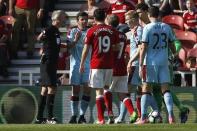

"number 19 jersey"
[141, 22, 176, 65]
[84, 24, 119, 69]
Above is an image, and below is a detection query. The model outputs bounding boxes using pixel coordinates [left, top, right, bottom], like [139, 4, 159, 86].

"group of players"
[35, 2, 190, 125]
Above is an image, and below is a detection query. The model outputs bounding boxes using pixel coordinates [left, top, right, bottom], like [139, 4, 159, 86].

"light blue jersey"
[67, 27, 91, 85]
[130, 26, 143, 66]
[67, 27, 91, 69]
[141, 22, 176, 65]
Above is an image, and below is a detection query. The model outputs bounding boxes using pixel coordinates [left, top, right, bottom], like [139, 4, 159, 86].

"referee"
[35, 10, 66, 124]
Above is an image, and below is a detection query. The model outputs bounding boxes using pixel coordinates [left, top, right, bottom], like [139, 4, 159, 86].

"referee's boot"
[35, 118, 46, 124]
[46, 117, 57, 124]
[69, 115, 77, 124]
[78, 115, 87, 124]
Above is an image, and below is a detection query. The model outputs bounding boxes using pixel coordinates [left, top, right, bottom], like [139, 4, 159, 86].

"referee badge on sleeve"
[56, 37, 61, 45]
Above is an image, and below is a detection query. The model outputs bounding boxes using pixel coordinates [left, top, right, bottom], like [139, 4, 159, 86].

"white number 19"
[98, 36, 110, 53]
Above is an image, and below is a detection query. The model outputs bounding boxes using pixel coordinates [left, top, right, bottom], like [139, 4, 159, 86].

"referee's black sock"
[47, 94, 55, 120]
[37, 95, 47, 120]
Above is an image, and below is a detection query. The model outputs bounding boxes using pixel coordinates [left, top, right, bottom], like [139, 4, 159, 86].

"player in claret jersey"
[106, 14, 138, 124]
[79, 8, 119, 124]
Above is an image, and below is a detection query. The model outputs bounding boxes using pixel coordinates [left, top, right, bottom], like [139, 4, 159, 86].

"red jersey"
[108, 1, 135, 24]
[85, 24, 119, 69]
[113, 31, 127, 76]
[183, 10, 197, 28]
[16, 0, 39, 9]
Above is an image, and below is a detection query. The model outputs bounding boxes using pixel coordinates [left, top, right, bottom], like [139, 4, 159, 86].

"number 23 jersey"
[84, 24, 119, 69]
[141, 22, 176, 65]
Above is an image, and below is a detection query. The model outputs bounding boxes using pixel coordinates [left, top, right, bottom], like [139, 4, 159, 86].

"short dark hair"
[76, 11, 88, 21]
[131, 12, 139, 20]
[148, 6, 160, 18]
[107, 14, 119, 28]
[135, 2, 149, 11]
[93, 8, 106, 21]
[186, 57, 196, 63]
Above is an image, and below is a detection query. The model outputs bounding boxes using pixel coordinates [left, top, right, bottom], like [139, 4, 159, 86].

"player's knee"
[41, 87, 48, 95]
[161, 85, 170, 94]
[72, 85, 81, 95]
[47, 86, 57, 94]
[83, 88, 91, 96]
[162, 90, 171, 95]
[96, 89, 104, 96]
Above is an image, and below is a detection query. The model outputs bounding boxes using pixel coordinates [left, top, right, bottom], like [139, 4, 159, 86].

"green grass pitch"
[0, 124, 197, 131]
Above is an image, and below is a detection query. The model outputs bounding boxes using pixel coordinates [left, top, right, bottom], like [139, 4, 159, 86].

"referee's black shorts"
[40, 63, 57, 87]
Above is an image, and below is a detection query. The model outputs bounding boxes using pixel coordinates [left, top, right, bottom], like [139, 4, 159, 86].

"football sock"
[163, 91, 174, 118]
[47, 94, 55, 120]
[96, 95, 105, 122]
[80, 95, 90, 115]
[37, 95, 47, 120]
[141, 93, 158, 120]
[141, 93, 149, 120]
[104, 90, 113, 115]
[118, 101, 127, 121]
[152, 86, 163, 111]
[123, 97, 134, 115]
[149, 94, 159, 111]
[70, 96, 79, 116]
[136, 96, 141, 118]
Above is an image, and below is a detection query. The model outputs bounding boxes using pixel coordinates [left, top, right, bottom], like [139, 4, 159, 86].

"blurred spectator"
[144, 0, 162, 7]
[41, 0, 57, 27]
[80, 0, 111, 15]
[184, 56, 196, 86]
[93, 0, 111, 11]
[80, 0, 99, 26]
[0, 0, 7, 16]
[108, 0, 136, 33]
[185, 56, 196, 69]
[80, 0, 111, 26]
[0, 19, 10, 77]
[143, 0, 186, 16]
[173, 0, 187, 14]
[143, 0, 170, 16]
[8, 0, 45, 59]
[183, 0, 197, 33]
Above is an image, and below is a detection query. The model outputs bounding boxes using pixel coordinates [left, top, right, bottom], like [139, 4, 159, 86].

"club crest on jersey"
[123, 5, 126, 10]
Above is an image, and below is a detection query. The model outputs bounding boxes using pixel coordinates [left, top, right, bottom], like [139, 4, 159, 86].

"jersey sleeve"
[66, 28, 75, 43]
[168, 26, 176, 43]
[40, 29, 48, 43]
[141, 25, 149, 44]
[84, 28, 93, 45]
[136, 26, 143, 45]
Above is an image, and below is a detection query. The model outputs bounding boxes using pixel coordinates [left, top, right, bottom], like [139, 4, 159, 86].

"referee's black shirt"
[41, 25, 61, 64]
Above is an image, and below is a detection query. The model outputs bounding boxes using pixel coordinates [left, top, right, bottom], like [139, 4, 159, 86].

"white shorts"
[110, 76, 128, 93]
[89, 69, 113, 88]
